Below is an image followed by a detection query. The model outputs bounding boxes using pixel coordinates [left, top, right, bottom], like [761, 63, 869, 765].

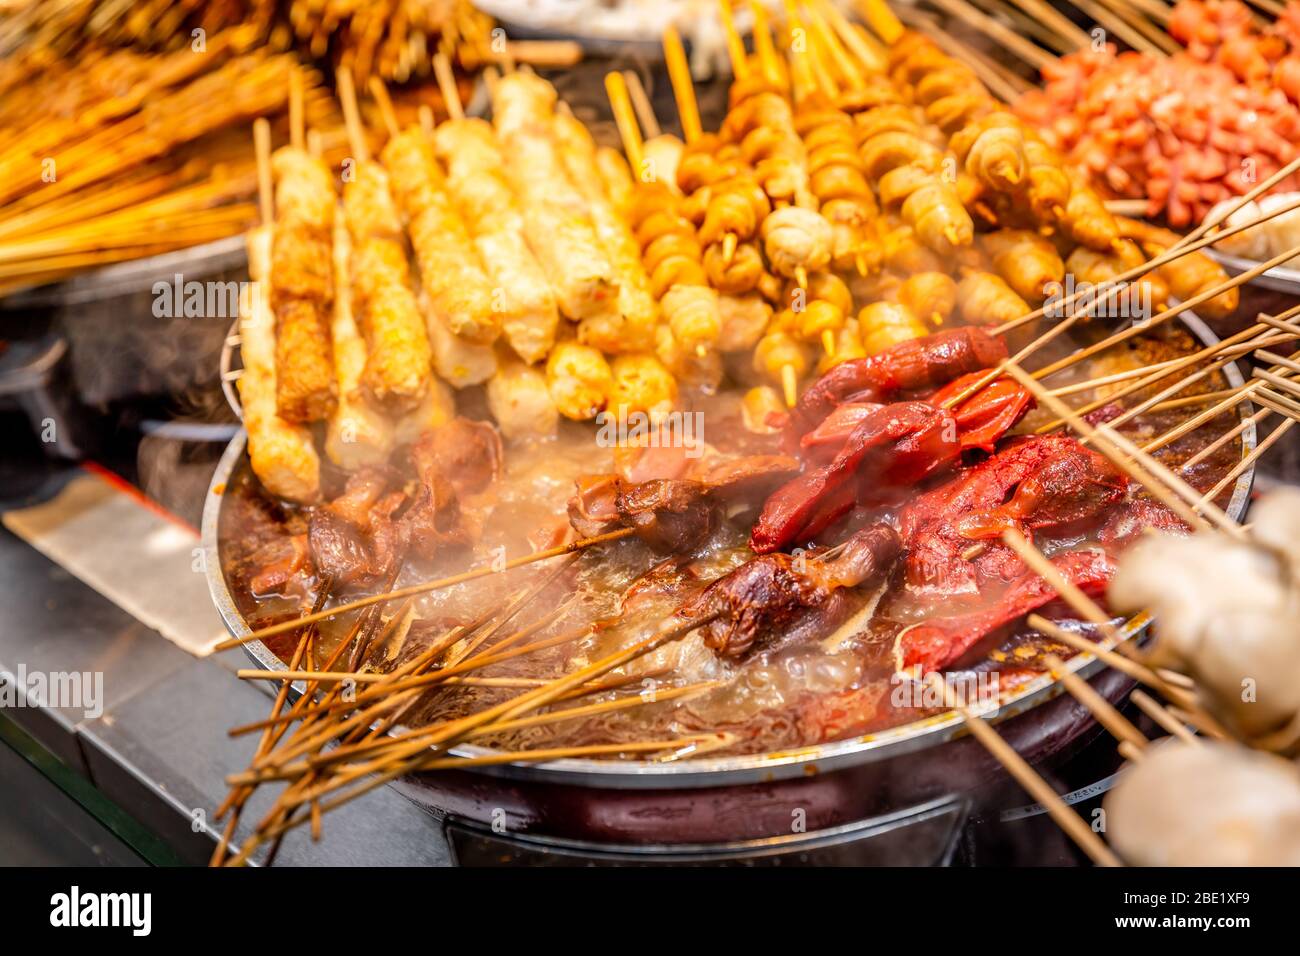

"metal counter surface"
[0, 424, 452, 867]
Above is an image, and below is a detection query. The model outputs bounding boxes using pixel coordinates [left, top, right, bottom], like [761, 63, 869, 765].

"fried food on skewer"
[980, 228, 1065, 304]
[381, 126, 501, 346]
[552, 109, 661, 353]
[547, 340, 615, 421]
[488, 353, 559, 441]
[269, 146, 337, 423]
[244, 121, 319, 502]
[955, 271, 1031, 327]
[1116, 217, 1240, 321]
[432, 116, 561, 363]
[492, 71, 620, 325]
[607, 68, 720, 381]
[610, 353, 679, 421]
[243, 222, 322, 504]
[325, 217, 395, 470]
[341, 162, 437, 411]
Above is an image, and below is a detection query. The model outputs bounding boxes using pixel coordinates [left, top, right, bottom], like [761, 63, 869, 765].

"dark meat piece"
[568, 474, 621, 538]
[800, 402, 883, 463]
[788, 327, 1007, 439]
[248, 533, 311, 598]
[616, 479, 717, 553]
[308, 470, 409, 586]
[953, 442, 1128, 539]
[566, 455, 800, 552]
[410, 419, 502, 497]
[752, 402, 960, 554]
[682, 525, 901, 659]
[403, 468, 470, 555]
[897, 548, 1117, 673]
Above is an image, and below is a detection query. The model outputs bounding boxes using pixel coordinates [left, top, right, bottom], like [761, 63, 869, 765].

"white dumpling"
[1104, 740, 1300, 866]
[1109, 530, 1300, 737]
[1249, 486, 1300, 583]
[1257, 192, 1300, 267]
[1207, 198, 1267, 260]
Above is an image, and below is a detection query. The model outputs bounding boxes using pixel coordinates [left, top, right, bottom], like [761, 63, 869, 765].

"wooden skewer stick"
[212, 528, 636, 651]
[1042, 653, 1149, 751]
[1173, 407, 1268, 469]
[605, 71, 646, 176]
[1025, 614, 1206, 711]
[250, 681, 724, 783]
[335, 66, 370, 164]
[1254, 387, 1300, 423]
[1086, 0, 1180, 55]
[224, 736, 728, 865]
[1002, 529, 1119, 630]
[1036, 323, 1289, 434]
[942, 204, 1300, 417]
[1144, 316, 1300, 456]
[1030, 243, 1300, 384]
[814, 0, 887, 71]
[924, 0, 1058, 70]
[1197, 417, 1296, 506]
[717, 0, 751, 81]
[1130, 689, 1201, 745]
[1048, 336, 1273, 398]
[252, 119, 273, 227]
[854, 0, 905, 44]
[1001, 0, 1092, 50]
[994, 194, 1300, 337]
[748, 0, 786, 88]
[289, 66, 305, 151]
[663, 25, 702, 144]
[622, 70, 661, 139]
[432, 51, 463, 121]
[368, 77, 401, 141]
[922, 673, 1122, 866]
[222, 615, 717, 864]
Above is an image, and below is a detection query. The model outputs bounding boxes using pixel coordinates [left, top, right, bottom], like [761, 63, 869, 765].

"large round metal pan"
[1207, 248, 1300, 295]
[201, 311, 1256, 791]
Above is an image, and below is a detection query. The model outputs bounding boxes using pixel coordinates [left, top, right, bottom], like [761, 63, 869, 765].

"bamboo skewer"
[1130, 689, 1201, 745]
[1042, 653, 1149, 751]
[994, 195, 1300, 337]
[623, 70, 662, 138]
[923, 0, 1059, 70]
[213, 528, 636, 650]
[663, 25, 702, 144]
[1034, 323, 1291, 434]
[923, 674, 1122, 866]
[222, 613, 716, 865]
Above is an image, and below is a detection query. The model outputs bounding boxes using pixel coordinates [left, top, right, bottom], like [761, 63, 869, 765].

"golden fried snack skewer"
[378, 120, 501, 347]
[552, 102, 661, 354]
[488, 353, 560, 441]
[242, 119, 321, 504]
[546, 340, 615, 421]
[429, 54, 560, 364]
[324, 206, 396, 469]
[492, 70, 621, 325]
[335, 67, 438, 410]
[608, 66, 724, 391]
[268, 142, 337, 423]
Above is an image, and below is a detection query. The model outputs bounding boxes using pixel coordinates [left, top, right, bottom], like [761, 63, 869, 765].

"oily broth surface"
[220, 338, 1244, 756]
